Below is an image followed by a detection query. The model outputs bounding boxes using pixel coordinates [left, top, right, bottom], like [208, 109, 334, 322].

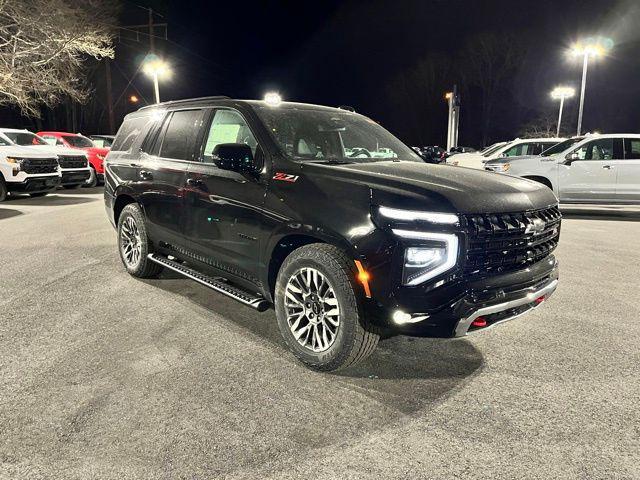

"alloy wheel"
[284, 267, 340, 352]
[120, 216, 142, 267]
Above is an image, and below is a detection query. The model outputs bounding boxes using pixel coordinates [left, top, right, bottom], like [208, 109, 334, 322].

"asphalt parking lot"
[1, 190, 639, 480]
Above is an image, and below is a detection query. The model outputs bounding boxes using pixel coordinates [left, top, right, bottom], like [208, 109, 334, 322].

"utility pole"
[105, 59, 115, 134]
[148, 8, 155, 53]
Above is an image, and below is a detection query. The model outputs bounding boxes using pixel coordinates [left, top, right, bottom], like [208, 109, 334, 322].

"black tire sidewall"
[0, 176, 7, 202]
[275, 248, 362, 370]
[117, 204, 153, 277]
[85, 167, 97, 188]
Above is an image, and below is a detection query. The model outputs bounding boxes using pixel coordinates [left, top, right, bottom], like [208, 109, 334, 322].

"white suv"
[448, 138, 565, 169]
[484, 134, 640, 204]
[0, 138, 61, 202]
[0, 129, 90, 189]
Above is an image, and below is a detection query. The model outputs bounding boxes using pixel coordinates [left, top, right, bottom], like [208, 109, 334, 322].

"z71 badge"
[273, 172, 299, 182]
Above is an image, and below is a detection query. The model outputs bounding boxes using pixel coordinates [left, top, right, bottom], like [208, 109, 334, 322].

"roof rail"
[139, 95, 231, 111]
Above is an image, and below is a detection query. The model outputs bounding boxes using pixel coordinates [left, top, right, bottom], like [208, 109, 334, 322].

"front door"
[183, 108, 269, 289]
[139, 108, 205, 247]
[616, 138, 640, 203]
[557, 138, 622, 203]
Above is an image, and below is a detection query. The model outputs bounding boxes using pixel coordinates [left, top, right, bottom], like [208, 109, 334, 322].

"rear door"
[182, 107, 269, 289]
[557, 138, 622, 203]
[617, 138, 640, 203]
[139, 108, 206, 247]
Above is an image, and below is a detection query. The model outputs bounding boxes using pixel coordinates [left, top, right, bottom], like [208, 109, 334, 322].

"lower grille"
[463, 205, 561, 276]
[58, 155, 87, 169]
[20, 157, 59, 174]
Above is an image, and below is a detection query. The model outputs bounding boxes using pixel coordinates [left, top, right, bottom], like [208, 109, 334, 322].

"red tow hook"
[535, 295, 546, 305]
[471, 316, 487, 328]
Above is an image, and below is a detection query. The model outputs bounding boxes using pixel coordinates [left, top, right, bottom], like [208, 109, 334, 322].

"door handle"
[602, 165, 614, 169]
[186, 177, 204, 188]
[139, 170, 153, 179]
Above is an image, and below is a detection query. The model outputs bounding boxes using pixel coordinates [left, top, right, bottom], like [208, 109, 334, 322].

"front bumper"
[366, 255, 559, 338]
[7, 175, 61, 193]
[61, 169, 91, 186]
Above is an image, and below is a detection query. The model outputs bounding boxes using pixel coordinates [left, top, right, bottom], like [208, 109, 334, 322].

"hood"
[486, 154, 538, 166]
[304, 160, 557, 214]
[19, 144, 86, 157]
[0, 145, 59, 159]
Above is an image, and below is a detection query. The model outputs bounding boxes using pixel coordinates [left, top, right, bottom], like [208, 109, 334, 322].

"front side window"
[624, 138, 640, 159]
[572, 138, 614, 160]
[202, 110, 257, 163]
[63, 135, 94, 148]
[541, 137, 584, 156]
[255, 106, 421, 163]
[158, 109, 204, 161]
[503, 143, 526, 157]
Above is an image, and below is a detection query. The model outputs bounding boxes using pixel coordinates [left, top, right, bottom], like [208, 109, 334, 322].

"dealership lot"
[1, 191, 639, 479]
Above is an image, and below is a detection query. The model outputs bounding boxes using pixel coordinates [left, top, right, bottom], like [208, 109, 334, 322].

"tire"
[84, 167, 98, 188]
[0, 176, 7, 202]
[29, 192, 49, 198]
[117, 203, 163, 278]
[63, 184, 82, 190]
[275, 244, 379, 372]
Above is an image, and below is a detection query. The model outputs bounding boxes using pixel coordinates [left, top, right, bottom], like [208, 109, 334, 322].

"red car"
[37, 131, 108, 187]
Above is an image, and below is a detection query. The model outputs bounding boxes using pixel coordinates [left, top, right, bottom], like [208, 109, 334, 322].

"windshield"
[92, 137, 113, 148]
[482, 142, 509, 157]
[3, 131, 47, 146]
[540, 137, 584, 156]
[254, 106, 422, 163]
[63, 135, 94, 148]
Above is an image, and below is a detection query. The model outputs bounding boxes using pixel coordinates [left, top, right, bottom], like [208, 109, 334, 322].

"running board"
[147, 253, 270, 312]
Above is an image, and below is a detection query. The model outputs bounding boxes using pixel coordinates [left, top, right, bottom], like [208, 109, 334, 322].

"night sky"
[16, 0, 640, 147]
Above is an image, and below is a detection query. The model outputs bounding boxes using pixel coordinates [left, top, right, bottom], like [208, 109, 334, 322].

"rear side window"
[112, 115, 152, 152]
[159, 109, 205, 161]
[624, 138, 640, 159]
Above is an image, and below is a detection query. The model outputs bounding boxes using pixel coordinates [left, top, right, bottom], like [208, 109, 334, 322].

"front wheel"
[29, 192, 49, 198]
[84, 167, 98, 188]
[117, 203, 163, 278]
[0, 177, 7, 202]
[275, 244, 379, 372]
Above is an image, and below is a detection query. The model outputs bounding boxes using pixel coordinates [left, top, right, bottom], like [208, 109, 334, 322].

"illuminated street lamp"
[142, 57, 171, 104]
[550, 86, 575, 137]
[568, 37, 613, 135]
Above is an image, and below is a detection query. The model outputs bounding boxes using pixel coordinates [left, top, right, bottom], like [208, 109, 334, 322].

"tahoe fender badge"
[273, 172, 299, 183]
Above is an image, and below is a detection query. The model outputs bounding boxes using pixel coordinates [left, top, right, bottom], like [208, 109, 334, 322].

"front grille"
[58, 155, 87, 169]
[463, 205, 561, 276]
[20, 157, 59, 174]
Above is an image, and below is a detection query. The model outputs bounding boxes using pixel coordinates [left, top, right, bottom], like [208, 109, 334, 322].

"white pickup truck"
[0, 139, 61, 202]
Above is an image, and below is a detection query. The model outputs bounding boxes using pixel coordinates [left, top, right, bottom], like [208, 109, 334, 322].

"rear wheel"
[275, 244, 379, 372]
[117, 203, 163, 278]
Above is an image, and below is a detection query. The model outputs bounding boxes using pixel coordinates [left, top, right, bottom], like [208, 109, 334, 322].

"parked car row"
[485, 134, 640, 204]
[0, 129, 112, 201]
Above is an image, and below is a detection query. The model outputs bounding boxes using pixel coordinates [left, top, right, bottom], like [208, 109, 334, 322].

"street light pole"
[152, 72, 160, 103]
[551, 86, 575, 138]
[576, 53, 589, 136]
[556, 95, 565, 137]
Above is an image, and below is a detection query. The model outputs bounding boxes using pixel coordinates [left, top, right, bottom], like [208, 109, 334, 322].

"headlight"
[379, 206, 458, 224]
[392, 230, 459, 285]
[488, 162, 510, 172]
[6, 157, 22, 164]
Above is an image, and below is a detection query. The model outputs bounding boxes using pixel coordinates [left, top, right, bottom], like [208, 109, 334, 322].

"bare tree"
[458, 32, 524, 145]
[0, 0, 118, 117]
[519, 113, 558, 138]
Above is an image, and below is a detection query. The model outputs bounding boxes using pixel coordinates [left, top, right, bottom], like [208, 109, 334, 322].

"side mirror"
[564, 152, 579, 165]
[212, 143, 260, 174]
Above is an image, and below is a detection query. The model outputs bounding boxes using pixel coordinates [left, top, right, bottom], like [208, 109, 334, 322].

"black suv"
[105, 96, 560, 371]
